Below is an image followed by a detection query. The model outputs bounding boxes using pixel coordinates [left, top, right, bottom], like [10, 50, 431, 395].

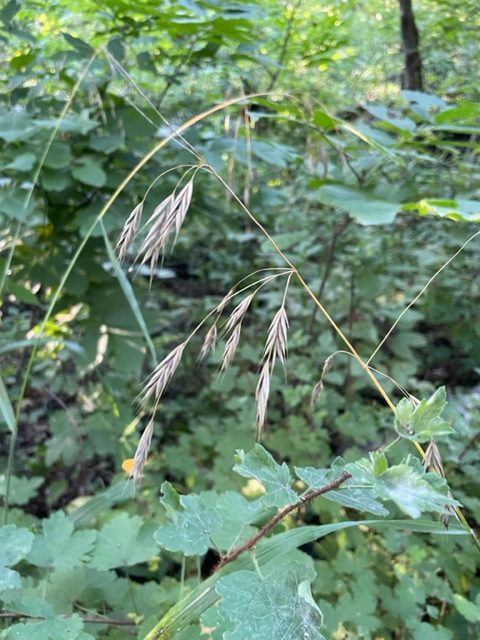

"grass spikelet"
[199, 324, 217, 361]
[221, 324, 242, 372]
[224, 293, 254, 333]
[310, 379, 324, 407]
[311, 354, 335, 407]
[255, 362, 270, 439]
[264, 306, 288, 366]
[173, 180, 193, 236]
[131, 418, 154, 487]
[143, 342, 186, 402]
[116, 202, 144, 261]
[138, 180, 194, 275]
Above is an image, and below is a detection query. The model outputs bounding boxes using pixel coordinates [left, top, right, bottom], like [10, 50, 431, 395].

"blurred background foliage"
[0, 0, 479, 638]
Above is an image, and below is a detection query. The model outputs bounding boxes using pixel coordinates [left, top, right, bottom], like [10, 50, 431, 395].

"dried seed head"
[138, 181, 194, 275]
[224, 293, 254, 333]
[143, 342, 186, 402]
[199, 324, 217, 362]
[116, 202, 144, 261]
[131, 418, 154, 487]
[264, 306, 289, 366]
[216, 288, 234, 315]
[221, 324, 242, 372]
[310, 379, 324, 407]
[322, 355, 334, 378]
[255, 361, 271, 440]
[424, 440, 445, 477]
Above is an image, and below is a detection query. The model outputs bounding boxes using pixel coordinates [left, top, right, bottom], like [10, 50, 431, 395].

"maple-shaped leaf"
[89, 513, 157, 570]
[295, 460, 389, 516]
[216, 560, 325, 640]
[0, 525, 34, 592]
[212, 492, 264, 551]
[154, 482, 223, 556]
[27, 512, 96, 569]
[2, 611, 89, 640]
[394, 387, 454, 442]
[347, 455, 459, 518]
[233, 445, 297, 507]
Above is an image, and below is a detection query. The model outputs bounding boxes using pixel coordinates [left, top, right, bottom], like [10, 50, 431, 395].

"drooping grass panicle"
[199, 323, 217, 362]
[116, 201, 144, 261]
[131, 418, 154, 487]
[142, 342, 186, 403]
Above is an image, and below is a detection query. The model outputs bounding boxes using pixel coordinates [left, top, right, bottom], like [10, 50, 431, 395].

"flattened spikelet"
[255, 362, 270, 439]
[264, 307, 288, 366]
[116, 202, 144, 261]
[310, 379, 324, 407]
[199, 324, 217, 361]
[138, 180, 194, 275]
[224, 294, 254, 333]
[143, 342, 186, 402]
[131, 418, 154, 487]
[221, 324, 241, 372]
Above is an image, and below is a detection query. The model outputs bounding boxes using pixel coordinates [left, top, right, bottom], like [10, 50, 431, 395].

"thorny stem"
[214, 470, 351, 572]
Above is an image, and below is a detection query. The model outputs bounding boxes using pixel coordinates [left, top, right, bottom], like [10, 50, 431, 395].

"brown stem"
[214, 470, 351, 572]
[0, 611, 136, 627]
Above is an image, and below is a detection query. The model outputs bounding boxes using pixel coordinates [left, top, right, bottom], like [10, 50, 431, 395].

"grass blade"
[101, 221, 157, 364]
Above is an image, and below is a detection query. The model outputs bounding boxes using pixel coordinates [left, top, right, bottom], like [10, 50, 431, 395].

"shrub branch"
[214, 470, 352, 571]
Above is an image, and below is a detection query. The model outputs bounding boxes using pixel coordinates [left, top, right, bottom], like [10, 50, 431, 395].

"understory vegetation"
[0, 1, 479, 638]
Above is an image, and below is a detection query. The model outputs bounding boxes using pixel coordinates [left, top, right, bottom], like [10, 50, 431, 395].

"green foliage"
[1, 0, 480, 638]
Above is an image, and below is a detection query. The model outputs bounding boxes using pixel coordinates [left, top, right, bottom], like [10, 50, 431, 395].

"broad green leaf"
[71, 158, 107, 187]
[295, 465, 389, 516]
[89, 513, 157, 569]
[144, 519, 467, 640]
[0, 474, 43, 505]
[317, 184, 399, 225]
[44, 142, 72, 169]
[216, 561, 325, 640]
[0, 190, 35, 220]
[0, 566, 21, 591]
[154, 483, 223, 556]
[212, 492, 263, 551]
[0, 525, 34, 592]
[27, 511, 96, 569]
[2, 611, 86, 640]
[394, 387, 454, 442]
[62, 33, 95, 57]
[4, 152, 36, 171]
[0, 525, 34, 567]
[0, 111, 38, 142]
[453, 593, 480, 623]
[406, 198, 480, 222]
[347, 455, 459, 518]
[233, 445, 298, 508]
